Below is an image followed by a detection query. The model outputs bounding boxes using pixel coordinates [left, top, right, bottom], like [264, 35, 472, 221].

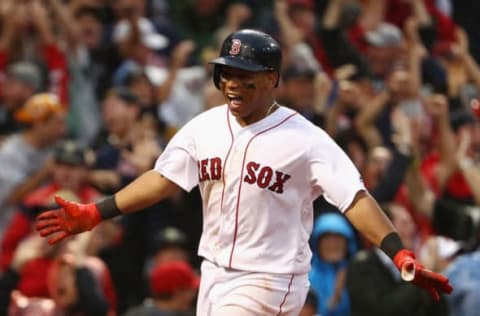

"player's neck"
[236, 101, 279, 127]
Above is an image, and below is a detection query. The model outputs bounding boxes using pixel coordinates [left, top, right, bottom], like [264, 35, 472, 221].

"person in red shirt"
[0, 140, 102, 273]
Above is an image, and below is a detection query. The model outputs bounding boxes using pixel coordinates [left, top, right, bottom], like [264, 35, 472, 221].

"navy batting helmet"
[209, 29, 282, 89]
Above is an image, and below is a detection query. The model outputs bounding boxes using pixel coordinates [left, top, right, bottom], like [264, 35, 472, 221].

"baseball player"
[35, 29, 452, 315]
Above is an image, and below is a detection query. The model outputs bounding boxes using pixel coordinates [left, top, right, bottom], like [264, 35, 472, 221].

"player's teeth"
[228, 96, 242, 102]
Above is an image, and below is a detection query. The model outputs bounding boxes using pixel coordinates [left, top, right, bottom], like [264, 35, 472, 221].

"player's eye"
[219, 72, 232, 83]
[220, 69, 254, 82]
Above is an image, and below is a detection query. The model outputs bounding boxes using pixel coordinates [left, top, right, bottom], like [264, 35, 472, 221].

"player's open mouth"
[227, 94, 243, 106]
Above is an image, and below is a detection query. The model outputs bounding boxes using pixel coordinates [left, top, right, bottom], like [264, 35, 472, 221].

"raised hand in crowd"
[423, 94, 457, 191]
[274, 0, 303, 48]
[221, 2, 252, 37]
[325, 70, 363, 137]
[312, 70, 333, 117]
[0, 1, 29, 51]
[450, 27, 470, 61]
[450, 27, 480, 91]
[455, 122, 480, 205]
[226, 3, 252, 27]
[171, 40, 196, 71]
[156, 40, 196, 102]
[121, 122, 163, 174]
[404, 17, 428, 94]
[29, 0, 55, 44]
[325, 82, 349, 137]
[391, 107, 414, 157]
[444, 38, 470, 98]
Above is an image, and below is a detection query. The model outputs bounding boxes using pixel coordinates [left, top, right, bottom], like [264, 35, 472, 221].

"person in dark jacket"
[346, 203, 449, 316]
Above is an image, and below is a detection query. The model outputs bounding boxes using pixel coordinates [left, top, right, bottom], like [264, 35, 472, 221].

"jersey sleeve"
[153, 120, 199, 192]
[309, 130, 366, 213]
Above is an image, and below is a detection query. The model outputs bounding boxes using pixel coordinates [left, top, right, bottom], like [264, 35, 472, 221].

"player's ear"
[265, 71, 278, 88]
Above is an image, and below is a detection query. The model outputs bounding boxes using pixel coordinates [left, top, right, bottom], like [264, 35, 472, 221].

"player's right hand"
[35, 196, 101, 245]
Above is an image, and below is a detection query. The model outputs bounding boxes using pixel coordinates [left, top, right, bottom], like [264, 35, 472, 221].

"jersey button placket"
[219, 138, 243, 260]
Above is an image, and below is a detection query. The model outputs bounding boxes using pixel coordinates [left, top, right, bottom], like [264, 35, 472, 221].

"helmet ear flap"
[213, 65, 222, 89]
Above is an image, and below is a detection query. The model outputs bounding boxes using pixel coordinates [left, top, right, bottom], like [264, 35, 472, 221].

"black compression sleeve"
[380, 232, 405, 260]
[95, 196, 122, 220]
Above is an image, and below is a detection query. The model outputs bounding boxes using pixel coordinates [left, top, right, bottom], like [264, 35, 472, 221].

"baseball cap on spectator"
[365, 23, 403, 47]
[149, 260, 200, 295]
[436, 236, 461, 259]
[282, 43, 321, 81]
[14, 93, 65, 124]
[53, 140, 89, 166]
[153, 226, 189, 252]
[113, 17, 169, 50]
[122, 66, 150, 86]
[450, 108, 477, 132]
[282, 64, 317, 81]
[105, 86, 140, 105]
[6, 61, 42, 92]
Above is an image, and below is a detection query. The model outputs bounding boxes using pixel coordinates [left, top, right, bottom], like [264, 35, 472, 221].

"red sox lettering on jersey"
[198, 158, 291, 193]
[198, 157, 222, 181]
[154, 105, 365, 276]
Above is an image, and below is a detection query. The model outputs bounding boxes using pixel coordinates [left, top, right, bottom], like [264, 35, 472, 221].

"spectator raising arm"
[452, 27, 480, 90]
[274, 0, 303, 49]
[155, 40, 196, 103]
[45, 0, 81, 51]
[424, 94, 457, 192]
[354, 89, 390, 148]
[456, 127, 480, 205]
[320, 0, 370, 77]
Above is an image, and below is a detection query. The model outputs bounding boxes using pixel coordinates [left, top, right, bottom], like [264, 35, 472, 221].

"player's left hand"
[393, 249, 453, 301]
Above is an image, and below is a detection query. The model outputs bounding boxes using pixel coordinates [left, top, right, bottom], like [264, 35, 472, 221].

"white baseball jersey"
[154, 104, 365, 274]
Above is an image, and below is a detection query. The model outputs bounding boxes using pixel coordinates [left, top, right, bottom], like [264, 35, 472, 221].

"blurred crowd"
[0, 0, 480, 315]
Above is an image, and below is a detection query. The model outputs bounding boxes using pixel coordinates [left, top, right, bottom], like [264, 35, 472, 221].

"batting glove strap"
[95, 195, 122, 219]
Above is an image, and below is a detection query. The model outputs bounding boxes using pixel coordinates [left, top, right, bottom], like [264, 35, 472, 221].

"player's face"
[219, 66, 277, 126]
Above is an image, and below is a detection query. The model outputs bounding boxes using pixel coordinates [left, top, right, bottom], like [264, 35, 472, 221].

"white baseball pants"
[196, 260, 310, 316]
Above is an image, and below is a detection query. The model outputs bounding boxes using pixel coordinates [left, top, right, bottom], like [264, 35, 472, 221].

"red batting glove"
[393, 249, 453, 301]
[35, 196, 101, 245]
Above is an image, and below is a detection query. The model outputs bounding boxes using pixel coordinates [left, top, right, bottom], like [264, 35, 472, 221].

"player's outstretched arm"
[344, 190, 453, 301]
[35, 170, 179, 244]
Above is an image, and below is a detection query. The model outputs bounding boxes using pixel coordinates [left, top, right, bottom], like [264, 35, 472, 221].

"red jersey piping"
[228, 111, 298, 268]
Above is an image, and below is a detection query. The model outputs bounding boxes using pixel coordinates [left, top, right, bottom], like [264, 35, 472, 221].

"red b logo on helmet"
[229, 39, 242, 55]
